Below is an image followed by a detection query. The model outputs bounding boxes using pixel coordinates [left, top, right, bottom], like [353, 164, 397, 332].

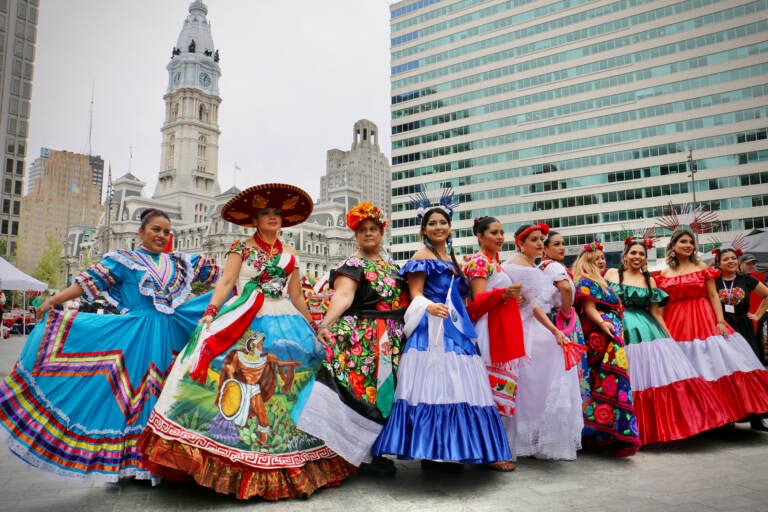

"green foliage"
[34, 236, 65, 289]
[191, 281, 213, 296]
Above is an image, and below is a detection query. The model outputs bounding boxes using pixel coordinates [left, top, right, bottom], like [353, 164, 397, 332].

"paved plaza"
[1, 334, 768, 512]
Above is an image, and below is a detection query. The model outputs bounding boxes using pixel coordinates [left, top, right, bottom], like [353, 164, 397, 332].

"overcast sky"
[27, 0, 394, 200]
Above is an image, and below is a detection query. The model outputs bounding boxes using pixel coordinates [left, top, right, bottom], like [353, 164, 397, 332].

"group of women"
[1, 183, 768, 502]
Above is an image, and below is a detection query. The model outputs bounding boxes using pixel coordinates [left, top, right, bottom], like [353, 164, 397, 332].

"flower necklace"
[253, 232, 282, 256]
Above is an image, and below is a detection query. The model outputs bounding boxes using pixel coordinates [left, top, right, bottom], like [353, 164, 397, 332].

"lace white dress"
[501, 262, 583, 460]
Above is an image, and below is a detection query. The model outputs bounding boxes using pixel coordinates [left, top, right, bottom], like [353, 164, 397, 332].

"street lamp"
[687, 148, 698, 206]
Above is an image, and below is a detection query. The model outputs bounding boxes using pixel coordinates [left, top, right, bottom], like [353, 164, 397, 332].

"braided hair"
[619, 240, 652, 290]
[420, 206, 465, 281]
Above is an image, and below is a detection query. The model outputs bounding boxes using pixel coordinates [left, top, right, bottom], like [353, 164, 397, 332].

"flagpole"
[105, 163, 112, 254]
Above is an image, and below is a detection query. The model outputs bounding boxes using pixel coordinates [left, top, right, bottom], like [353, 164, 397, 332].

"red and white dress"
[656, 267, 768, 422]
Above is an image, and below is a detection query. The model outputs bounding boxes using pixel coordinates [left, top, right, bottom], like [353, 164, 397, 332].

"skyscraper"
[321, 119, 391, 216]
[388, 0, 768, 262]
[0, 0, 38, 257]
[17, 148, 104, 278]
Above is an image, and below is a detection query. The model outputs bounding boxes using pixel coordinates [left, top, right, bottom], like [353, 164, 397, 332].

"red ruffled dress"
[656, 268, 768, 422]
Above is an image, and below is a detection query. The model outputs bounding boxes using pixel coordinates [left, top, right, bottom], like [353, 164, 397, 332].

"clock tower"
[154, 0, 221, 224]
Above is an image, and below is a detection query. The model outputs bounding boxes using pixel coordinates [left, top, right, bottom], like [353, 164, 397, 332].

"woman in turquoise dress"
[0, 208, 220, 481]
[573, 241, 641, 457]
[605, 238, 727, 445]
[139, 184, 354, 501]
[296, 202, 408, 473]
[372, 206, 511, 467]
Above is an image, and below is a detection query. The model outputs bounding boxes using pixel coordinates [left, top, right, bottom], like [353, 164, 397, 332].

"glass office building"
[388, 0, 768, 262]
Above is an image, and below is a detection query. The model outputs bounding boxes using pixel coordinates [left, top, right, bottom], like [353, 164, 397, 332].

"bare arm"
[288, 268, 313, 324]
[582, 297, 614, 338]
[36, 283, 86, 320]
[533, 306, 568, 346]
[200, 252, 242, 327]
[748, 282, 768, 321]
[317, 274, 357, 344]
[470, 276, 487, 297]
[705, 277, 728, 337]
[554, 278, 573, 315]
[408, 270, 448, 318]
[648, 277, 671, 333]
[649, 302, 671, 334]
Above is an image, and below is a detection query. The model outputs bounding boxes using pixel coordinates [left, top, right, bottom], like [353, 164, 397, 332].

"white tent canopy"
[0, 256, 47, 291]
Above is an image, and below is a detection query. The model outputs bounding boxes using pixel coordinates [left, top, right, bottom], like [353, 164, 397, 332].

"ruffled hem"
[633, 378, 730, 445]
[710, 370, 768, 421]
[372, 400, 511, 463]
[0, 367, 150, 480]
[138, 431, 355, 501]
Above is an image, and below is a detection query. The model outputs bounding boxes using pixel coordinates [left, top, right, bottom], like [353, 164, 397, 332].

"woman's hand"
[503, 283, 522, 300]
[717, 321, 728, 337]
[199, 314, 214, 329]
[600, 320, 615, 338]
[427, 303, 449, 318]
[553, 329, 568, 347]
[35, 300, 53, 321]
[317, 325, 334, 345]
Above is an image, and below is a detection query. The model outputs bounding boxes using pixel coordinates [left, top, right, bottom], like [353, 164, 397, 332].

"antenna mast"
[88, 81, 94, 156]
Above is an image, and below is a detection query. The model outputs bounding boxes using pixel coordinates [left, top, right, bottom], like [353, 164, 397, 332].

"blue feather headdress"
[409, 186, 459, 219]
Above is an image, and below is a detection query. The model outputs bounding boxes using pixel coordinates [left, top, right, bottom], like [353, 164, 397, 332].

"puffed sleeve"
[330, 256, 365, 287]
[187, 253, 220, 285]
[74, 256, 121, 301]
[464, 253, 492, 280]
[703, 267, 721, 280]
[650, 287, 669, 307]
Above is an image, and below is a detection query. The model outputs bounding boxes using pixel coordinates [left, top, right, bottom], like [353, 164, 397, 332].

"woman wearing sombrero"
[139, 183, 355, 501]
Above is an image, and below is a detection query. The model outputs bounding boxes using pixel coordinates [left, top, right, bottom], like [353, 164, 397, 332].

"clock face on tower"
[199, 72, 211, 88]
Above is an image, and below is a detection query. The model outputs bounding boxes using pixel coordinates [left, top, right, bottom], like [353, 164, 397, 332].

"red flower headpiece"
[583, 241, 604, 253]
[346, 202, 387, 231]
[515, 223, 550, 246]
[713, 247, 743, 258]
[625, 236, 654, 249]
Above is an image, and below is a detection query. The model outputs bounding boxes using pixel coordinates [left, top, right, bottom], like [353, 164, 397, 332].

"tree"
[34, 235, 65, 289]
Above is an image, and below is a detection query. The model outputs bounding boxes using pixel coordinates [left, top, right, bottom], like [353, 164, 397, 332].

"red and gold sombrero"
[221, 183, 314, 227]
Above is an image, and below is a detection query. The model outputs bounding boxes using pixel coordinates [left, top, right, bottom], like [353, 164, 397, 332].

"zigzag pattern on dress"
[32, 310, 166, 425]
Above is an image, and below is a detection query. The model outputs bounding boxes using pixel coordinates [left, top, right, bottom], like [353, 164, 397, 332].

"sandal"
[485, 460, 516, 472]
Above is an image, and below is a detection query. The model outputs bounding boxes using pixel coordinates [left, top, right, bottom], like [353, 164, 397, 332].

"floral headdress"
[346, 202, 387, 231]
[583, 240, 605, 252]
[409, 185, 459, 219]
[655, 202, 719, 235]
[711, 232, 746, 259]
[515, 223, 550, 246]
[624, 236, 654, 249]
[621, 222, 656, 250]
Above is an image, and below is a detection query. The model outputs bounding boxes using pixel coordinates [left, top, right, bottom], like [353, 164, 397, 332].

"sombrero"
[221, 183, 313, 227]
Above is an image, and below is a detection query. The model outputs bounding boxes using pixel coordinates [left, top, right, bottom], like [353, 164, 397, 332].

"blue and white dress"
[372, 259, 511, 464]
[0, 247, 219, 481]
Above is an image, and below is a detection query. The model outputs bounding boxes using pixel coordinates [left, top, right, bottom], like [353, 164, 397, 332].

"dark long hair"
[420, 207, 463, 278]
[472, 216, 499, 237]
[714, 248, 739, 269]
[619, 240, 652, 290]
[139, 208, 170, 230]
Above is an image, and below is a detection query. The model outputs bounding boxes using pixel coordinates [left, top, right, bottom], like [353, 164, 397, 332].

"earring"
[447, 235, 453, 253]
